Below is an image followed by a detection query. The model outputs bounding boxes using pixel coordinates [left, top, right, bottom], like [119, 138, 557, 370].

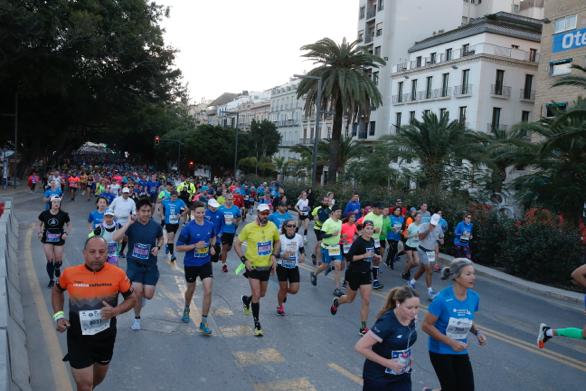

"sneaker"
[171, 255, 177, 263]
[401, 271, 411, 281]
[311, 254, 317, 266]
[310, 272, 317, 286]
[199, 322, 212, 335]
[276, 305, 285, 316]
[330, 297, 339, 315]
[407, 280, 416, 290]
[222, 264, 228, 273]
[324, 265, 333, 276]
[372, 280, 384, 290]
[47, 280, 55, 289]
[537, 323, 551, 349]
[241, 295, 251, 316]
[359, 327, 369, 336]
[254, 325, 264, 337]
[181, 309, 190, 323]
[428, 289, 438, 301]
[333, 288, 344, 297]
[131, 318, 141, 331]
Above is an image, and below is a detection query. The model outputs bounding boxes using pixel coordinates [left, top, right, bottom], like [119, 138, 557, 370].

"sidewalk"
[439, 253, 583, 305]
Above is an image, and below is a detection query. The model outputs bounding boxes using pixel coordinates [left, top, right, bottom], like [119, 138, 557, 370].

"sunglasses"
[259, 212, 270, 216]
[285, 224, 296, 228]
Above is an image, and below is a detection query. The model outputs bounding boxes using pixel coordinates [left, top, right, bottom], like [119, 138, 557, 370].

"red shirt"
[233, 193, 244, 208]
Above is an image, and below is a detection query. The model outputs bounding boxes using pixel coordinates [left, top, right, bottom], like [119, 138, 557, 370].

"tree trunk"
[327, 100, 344, 184]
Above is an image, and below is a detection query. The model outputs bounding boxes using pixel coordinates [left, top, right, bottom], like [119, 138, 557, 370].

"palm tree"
[272, 156, 287, 181]
[386, 111, 473, 190]
[318, 136, 367, 176]
[552, 64, 586, 89]
[297, 38, 385, 184]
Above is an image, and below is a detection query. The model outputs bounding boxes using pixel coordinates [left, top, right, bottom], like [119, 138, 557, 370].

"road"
[8, 189, 586, 391]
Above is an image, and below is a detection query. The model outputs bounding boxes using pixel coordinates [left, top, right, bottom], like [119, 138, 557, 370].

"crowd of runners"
[33, 166, 584, 391]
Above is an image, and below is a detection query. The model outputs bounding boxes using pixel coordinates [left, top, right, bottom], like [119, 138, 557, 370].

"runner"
[311, 196, 332, 265]
[419, 203, 431, 224]
[67, 172, 80, 201]
[160, 190, 187, 264]
[218, 193, 241, 273]
[205, 198, 224, 264]
[355, 286, 420, 391]
[310, 206, 343, 296]
[109, 187, 136, 258]
[176, 201, 216, 334]
[362, 202, 385, 290]
[340, 213, 358, 279]
[79, 171, 88, 198]
[402, 212, 421, 281]
[422, 258, 487, 391]
[454, 213, 473, 260]
[234, 204, 280, 337]
[86, 172, 95, 201]
[87, 196, 108, 231]
[331, 220, 380, 336]
[51, 236, 137, 391]
[385, 206, 405, 270]
[537, 264, 586, 348]
[268, 201, 294, 231]
[408, 213, 444, 300]
[274, 219, 304, 316]
[38, 196, 71, 288]
[343, 193, 362, 219]
[90, 209, 123, 266]
[43, 180, 63, 210]
[294, 191, 311, 243]
[112, 198, 164, 331]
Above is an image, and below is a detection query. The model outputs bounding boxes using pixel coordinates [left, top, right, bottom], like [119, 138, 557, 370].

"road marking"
[24, 224, 73, 391]
[254, 377, 317, 391]
[172, 275, 203, 323]
[233, 348, 285, 367]
[213, 306, 234, 317]
[298, 263, 586, 372]
[327, 362, 363, 385]
[218, 325, 254, 337]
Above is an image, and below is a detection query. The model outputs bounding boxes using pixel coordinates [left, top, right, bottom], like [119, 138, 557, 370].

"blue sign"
[552, 28, 586, 53]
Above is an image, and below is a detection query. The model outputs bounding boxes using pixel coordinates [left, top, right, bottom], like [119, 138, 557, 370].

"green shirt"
[321, 218, 342, 248]
[364, 212, 385, 240]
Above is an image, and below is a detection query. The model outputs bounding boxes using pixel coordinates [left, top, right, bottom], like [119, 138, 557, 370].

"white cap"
[208, 199, 220, 208]
[104, 208, 115, 216]
[50, 196, 62, 202]
[430, 213, 441, 226]
[257, 204, 270, 212]
[122, 187, 130, 193]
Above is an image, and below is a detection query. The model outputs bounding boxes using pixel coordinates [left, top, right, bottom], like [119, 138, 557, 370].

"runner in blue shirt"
[218, 193, 241, 273]
[176, 201, 216, 335]
[43, 180, 63, 210]
[160, 191, 187, 263]
[268, 202, 293, 231]
[205, 198, 224, 263]
[454, 214, 473, 259]
[87, 197, 108, 231]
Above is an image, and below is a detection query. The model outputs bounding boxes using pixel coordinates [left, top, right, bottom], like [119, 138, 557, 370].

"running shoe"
[181, 309, 190, 323]
[333, 288, 344, 297]
[311, 254, 317, 266]
[359, 327, 369, 336]
[171, 255, 177, 263]
[428, 289, 438, 301]
[276, 305, 285, 316]
[222, 264, 228, 273]
[131, 318, 141, 331]
[401, 271, 411, 281]
[372, 280, 384, 290]
[330, 297, 339, 315]
[47, 280, 55, 289]
[199, 322, 212, 335]
[407, 280, 416, 290]
[254, 325, 264, 337]
[310, 272, 317, 286]
[324, 265, 333, 276]
[537, 323, 551, 349]
[241, 295, 251, 316]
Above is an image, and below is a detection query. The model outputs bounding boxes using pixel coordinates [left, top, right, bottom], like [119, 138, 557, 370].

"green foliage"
[249, 120, 281, 159]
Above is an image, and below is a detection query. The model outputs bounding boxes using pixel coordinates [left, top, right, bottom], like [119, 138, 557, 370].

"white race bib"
[384, 348, 412, 376]
[79, 310, 110, 336]
[327, 245, 341, 257]
[374, 239, 381, 248]
[426, 251, 436, 263]
[343, 243, 351, 254]
[169, 214, 179, 224]
[460, 231, 471, 242]
[46, 232, 61, 243]
[446, 317, 473, 340]
[224, 213, 234, 225]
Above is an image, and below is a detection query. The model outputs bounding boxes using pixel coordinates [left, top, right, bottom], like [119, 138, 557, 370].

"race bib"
[224, 213, 233, 225]
[46, 232, 61, 243]
[365, 247, 375, 263]
[107, 242, 118, 256]
[327, 245, 341, 257]
[384, 348, 412, 376]
[374, 239, 381, 248]
[79, 310, 110, 336]
[301, 206, 309, 215]
[393, 223, 402, 233]
[343, 243, 351, 254]
[257, 241, 272, 256]
[281, 243, 297, 268]
[446, 317, 473, 340]
[169, 213, 179, 224]
[131, 243, 151, 261]
[460, 231, 471, 242]
[426, 251, 436, 263]
[193, 243, 209, 258]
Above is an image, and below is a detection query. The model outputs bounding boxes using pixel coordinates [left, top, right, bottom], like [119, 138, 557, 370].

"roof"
[209, 92, 239, 107]
[408, 12, 542, 53]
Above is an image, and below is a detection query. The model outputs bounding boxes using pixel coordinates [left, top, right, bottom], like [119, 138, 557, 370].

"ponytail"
[376, 286, 419, 319]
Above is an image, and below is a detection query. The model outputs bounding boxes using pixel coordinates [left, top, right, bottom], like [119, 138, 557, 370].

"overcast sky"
[156, 0, 357, 103]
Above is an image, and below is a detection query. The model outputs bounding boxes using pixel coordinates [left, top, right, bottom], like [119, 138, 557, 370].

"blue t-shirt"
[363, 310, 417, 380]
[176, 220, 216, 267]
[428, 286, 479, 355]
[43, 189, 63, 209]
[218, 205, 241, 234]
[146, 180, 160, 195]
[343, 200, 362, 219]
[205, 208, 224, 238]
[162, 199, 187, 225]
[454, 221, 473, 247]
[268, 211, 293, 231]
[387, 215, 405, 241]
[125, 219, 163, 266]
[88, 210, 105, 228]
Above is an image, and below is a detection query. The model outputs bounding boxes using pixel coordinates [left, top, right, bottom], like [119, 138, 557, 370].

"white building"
[356, 0, 544, 139]
[390, 12, 542, 132]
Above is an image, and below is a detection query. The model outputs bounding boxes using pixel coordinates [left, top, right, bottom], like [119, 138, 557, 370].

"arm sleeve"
[428, 297, 443, 318]
[57, 268, 69, 292]
[63, 213, 70, 224]
[156, 224, 163, 239]
[370, 316, 393, 342]
[119, 272, 133, 297]
[176, 226, 189, 246]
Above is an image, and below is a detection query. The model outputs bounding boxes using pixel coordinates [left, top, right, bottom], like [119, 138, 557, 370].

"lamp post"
[222, 110, 240, 177]
[294, 74, 322, 187]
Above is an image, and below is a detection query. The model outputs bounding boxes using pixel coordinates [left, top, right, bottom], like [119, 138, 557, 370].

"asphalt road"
[8, 189, 586, 391]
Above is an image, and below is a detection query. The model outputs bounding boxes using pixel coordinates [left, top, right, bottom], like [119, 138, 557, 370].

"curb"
[439, 253, 583, 305]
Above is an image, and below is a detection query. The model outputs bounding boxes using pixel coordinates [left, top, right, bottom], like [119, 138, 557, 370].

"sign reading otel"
[553, 27, 586, 53]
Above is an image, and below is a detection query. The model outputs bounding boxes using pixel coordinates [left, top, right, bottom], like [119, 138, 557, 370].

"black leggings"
[386, 239, 399, 262]
[429, 352, 475, 391]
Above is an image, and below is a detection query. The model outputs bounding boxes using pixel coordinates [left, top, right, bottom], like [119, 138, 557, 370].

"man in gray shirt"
[407, 213, 444, 300]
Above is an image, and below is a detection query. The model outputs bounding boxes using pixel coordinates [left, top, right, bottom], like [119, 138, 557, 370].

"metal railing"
[454, 84, 473, 97]
[366, 5, 376, 19]
[520, 89, 535, 101]
[490, 84, 511, 98]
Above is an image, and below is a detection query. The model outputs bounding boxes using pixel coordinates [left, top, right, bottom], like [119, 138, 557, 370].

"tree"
[297, 38, 385, 184]
[246, 119, 282, 174]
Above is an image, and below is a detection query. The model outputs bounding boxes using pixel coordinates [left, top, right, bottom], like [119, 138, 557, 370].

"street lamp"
[221, 109, 240, 176]
[294, 74, 322, 187]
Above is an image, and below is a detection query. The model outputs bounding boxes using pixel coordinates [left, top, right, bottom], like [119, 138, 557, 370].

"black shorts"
[314, 229, 324, 241]
[244, 268, 271, 282]
[345, 269, 372, 291]
[221, 233, 235, 246]
[184, 263, 213, 283]
[299, 214, 309, 220]
[405, 245, 417, 252]
[65, 327, 116, 369]
[211, 243, 221, 262]
[276, 265, 300, 283]
[165, 223, 179, 234]
[42, 236, 65, 246]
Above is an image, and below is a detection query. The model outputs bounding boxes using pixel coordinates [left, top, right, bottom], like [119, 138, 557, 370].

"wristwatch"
[240, 256, 247, 263]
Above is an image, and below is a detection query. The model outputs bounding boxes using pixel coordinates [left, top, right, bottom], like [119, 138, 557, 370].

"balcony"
[392, 94, 409, 105]
[298, 138, 315, 145]
[487, 123, 509, 132]
[520, 89, 535, 102]
[454, 84, 473, 97]
[366, 5, 376, 19]
[490, 84, 511, 99]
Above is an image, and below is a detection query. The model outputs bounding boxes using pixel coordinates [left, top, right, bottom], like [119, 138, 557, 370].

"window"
[423, 109, 431, 116]
[445, 48, 452, 61]
[352, 123, 358, 136]
[554, 15, 577, 33]
[441, 73, 449, 97]
[378, 0, 384, 11]
[395, 112, 402, 129]
[523, 74, 533, 99]
[545, 102, 567, 117]
[375, 46, 381, 57]
[411, 79, 418, 101]
[459, 106, 467, 124]
[491, 107, 501, 130]
[439, 108, 448, 118]
[550, 59, 573, 76]
[430, 52, 437, 64]
[359, 6, 365, 19]
[409, 111, 416, 123]
[462, 43, 470, 56]
[529, 48, 538, 62]
[376, 23, 383, 37]
[494, 69, 504, 95]
[425, 76, 433, 99]
[397, 81, 404, 103]
[358, 30, 364, 42]
[461, 69, 470, 93]
[369, 121, 376, 136]
[521, 111, 530, 123]
[373, 71, 379, 85]
[416, 56, 422, 67]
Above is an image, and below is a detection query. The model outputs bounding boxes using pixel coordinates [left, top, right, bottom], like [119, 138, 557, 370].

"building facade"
[533, 0, 586, 118]
[390, 12, 542, 132]
[356, 0, 544, 139]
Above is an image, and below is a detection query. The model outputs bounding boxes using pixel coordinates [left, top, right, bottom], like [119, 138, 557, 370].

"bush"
[465, 207, 511, 267]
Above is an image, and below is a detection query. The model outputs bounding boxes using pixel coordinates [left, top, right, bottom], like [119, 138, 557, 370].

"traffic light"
[154, 135, 160, 145]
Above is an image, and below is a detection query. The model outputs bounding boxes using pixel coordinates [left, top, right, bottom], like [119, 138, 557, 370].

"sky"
[156, 0, 357, 103]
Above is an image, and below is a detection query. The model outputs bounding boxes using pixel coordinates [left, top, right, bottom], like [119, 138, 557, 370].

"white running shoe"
[131, 318, 141, 331]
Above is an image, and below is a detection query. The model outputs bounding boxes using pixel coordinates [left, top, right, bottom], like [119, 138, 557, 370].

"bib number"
[107, 242, 118, 256]
[169, 213, 179, 224]
[193, 243, 209, 258]
[374, 239, 381, 248]
[460, 231, 470, 243]
[327, 245, 341, 257]
[46, 232, 61, 243]
[224, 213, 234, 225]
[257, 241, 272, 256]
[79, 310, 110, 336]
[131, 243, 151, 261]
[426, 251, 436, 263]
[343, 243, 351, 254]
[393, 223, 402, 233]
[384, 348, 412, 376]
[446, 317, 473, 340]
